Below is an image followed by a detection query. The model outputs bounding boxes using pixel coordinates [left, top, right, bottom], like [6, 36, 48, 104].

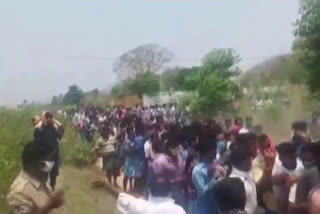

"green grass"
[0, 108, 37, 212]
[0, 108, 96, 212]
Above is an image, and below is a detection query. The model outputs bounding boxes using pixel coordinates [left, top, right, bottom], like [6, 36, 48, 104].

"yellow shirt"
[6, 171, 55, 214]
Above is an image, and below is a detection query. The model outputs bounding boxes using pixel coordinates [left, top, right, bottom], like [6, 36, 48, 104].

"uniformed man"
[7, 142, 64, 214]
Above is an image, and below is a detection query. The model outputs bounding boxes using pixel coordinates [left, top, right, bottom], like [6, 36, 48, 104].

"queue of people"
[70, 105, 320, 214]
[5, 104, 320, 214]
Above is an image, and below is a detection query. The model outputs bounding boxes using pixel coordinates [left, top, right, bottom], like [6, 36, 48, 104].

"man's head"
[101, 127, 109, 140]
[165, 140, 179, 159]
[197, 137, 217, 163]
[300, 144, 316, 170]
[22, 142, 56, 176]
[230, 141, 253, 172]
[234, 117, 243, 128]
[43, 111, 54, 126]
[257, 134, 269, 152]
[245, 116, 253, 129]
[149, 178, 171, 198]
[252, 124, 263, 136]
[276, 142, 297, 171]
[216, 178, 246, 213]
[291, 121, 307, 133]
[235, 133, 258, 158]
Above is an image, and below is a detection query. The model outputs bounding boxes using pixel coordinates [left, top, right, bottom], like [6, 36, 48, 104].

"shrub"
[0, 109, 36, 209]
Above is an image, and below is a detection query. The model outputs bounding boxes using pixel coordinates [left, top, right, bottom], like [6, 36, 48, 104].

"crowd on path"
[4, 104, 320, 214]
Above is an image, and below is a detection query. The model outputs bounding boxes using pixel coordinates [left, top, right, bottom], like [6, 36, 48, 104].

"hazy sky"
[0, 0, 300, 106]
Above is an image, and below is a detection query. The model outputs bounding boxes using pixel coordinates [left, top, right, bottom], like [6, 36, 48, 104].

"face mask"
[302, 161, 315, 170]
[41, 161, 54, 173]
[217, 141, 226, 154]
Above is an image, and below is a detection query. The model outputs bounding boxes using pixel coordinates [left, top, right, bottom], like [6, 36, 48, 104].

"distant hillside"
[240, 54, 307, 86]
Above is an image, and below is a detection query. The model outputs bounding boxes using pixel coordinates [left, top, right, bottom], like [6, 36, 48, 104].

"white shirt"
[144, 140, 152, 159]
[229, 167, 257, 214]
[116, 193, 186, 214]
[272, 155, 304, 202]
[239, 128, 249, 134]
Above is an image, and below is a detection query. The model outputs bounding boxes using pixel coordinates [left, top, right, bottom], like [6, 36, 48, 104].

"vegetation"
[63, 85, 85, 106]
[111, 72, 160, 98]
[240, 55, 307, 87]
[113, 44, 174, 80]
[60, 119, 95, 168]
[160, 66, 199, 91]
[0, 108, 94, 211]
[0, 109, 35, 207]
[186, 49, 242, 116]
[294, 0, 320, 99]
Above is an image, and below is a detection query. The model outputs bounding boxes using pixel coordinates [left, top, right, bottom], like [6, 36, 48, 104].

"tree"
[187, 49, 242, 116]
[127, 72, 160, 98]
[80, 89, 100, 106]
[160, 66, 200, 91]
[51, 96, 60, 105]
[63, 85, 84, 105]
[110, 72, 160, 98]
[113, 44, 174, 79]
[294, 0, 320, 98]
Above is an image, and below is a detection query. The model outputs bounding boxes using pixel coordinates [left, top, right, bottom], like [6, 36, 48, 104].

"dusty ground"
[58, 166, 116, 214]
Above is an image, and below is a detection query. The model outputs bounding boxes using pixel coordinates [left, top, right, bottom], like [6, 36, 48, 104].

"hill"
[240, 54, 307, 86]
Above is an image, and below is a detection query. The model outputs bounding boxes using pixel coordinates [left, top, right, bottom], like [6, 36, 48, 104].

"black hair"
[230, 142, 252, 167]
[291, 121, 307, 131]
[149, 179, 171, 197]
[196, 137, 217, 156]
[22, 142, 53, 171]
[257, 134, 268, 143]
[276, 142, 297, 155]
[235, 133, 257, 148]
[252, 124, 263, 133]
[44, 111, 53, 119]
[234, 117, 243, 124]
[215, 178, 246, 212]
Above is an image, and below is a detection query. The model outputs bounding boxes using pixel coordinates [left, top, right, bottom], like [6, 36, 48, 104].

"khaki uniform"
[6, 171, 56, 214]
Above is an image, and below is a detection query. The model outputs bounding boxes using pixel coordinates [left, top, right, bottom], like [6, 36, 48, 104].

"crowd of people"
[5, 104, 320, 214]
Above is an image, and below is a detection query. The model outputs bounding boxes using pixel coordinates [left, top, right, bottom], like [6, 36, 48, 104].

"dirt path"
[57, 166, 116, 214]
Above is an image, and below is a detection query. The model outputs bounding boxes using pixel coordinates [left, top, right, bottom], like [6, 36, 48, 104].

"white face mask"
[41, 161, 54, 173]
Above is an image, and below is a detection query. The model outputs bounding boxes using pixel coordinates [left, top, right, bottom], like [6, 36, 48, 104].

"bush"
[0, 109, 36, 210]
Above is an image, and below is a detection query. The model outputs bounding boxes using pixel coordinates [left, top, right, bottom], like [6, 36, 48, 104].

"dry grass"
[1, 166, 117, 214]
[58, 166, 116, 214]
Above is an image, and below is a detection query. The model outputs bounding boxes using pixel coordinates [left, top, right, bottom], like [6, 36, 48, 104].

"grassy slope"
[240, 54, 306, 86]
[0, 109, 115, 213]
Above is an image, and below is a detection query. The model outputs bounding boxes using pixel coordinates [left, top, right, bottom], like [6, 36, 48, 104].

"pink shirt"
[152, 154, 185, 182]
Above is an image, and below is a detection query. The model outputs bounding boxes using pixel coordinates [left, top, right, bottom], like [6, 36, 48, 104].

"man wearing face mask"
[7, 142, 64, 214]
[34, 111, 64, 190]
[293, 143, 320, 214]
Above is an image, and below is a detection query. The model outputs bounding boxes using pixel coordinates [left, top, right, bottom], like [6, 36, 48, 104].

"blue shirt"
[192, 162, 218, 214]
